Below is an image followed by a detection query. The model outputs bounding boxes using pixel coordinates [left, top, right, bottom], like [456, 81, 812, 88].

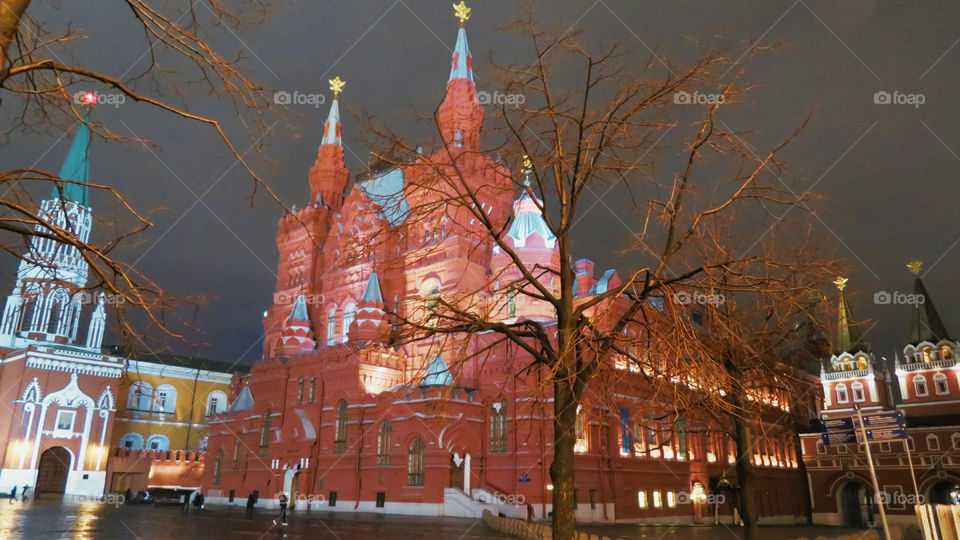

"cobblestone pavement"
[580, 522, 873, 540]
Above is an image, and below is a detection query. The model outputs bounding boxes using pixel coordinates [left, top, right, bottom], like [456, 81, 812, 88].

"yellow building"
[111, 354, 241, 452]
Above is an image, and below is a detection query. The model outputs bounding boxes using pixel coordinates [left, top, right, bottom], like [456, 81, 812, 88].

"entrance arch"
[36, 447, 72, 494]
[928, 481, 960, 505]
[838, 481, 873, 527]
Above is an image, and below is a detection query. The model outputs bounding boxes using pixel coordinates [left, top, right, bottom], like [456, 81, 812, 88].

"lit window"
[637, 491, 647, 508]
[574, 405, 588, 453]
[667, 491, 676, 508]
[343, 303, 356, 343]
[652, 490, 662, 508]
[327, 307, 336, 346]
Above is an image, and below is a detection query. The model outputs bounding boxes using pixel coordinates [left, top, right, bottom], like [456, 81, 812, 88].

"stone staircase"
[443, 487, 493, 518]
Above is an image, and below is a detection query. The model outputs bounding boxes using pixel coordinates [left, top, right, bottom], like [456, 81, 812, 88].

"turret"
[276, 294, 316, 356]
[437, 3, 483, 149]
[350, 272, 391, 343]
[308, 76, 349, 210]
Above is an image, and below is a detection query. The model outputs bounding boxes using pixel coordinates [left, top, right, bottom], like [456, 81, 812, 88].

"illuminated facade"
[202, 6, 811, 524]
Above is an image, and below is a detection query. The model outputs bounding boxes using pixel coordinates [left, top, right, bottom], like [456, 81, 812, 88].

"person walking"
[273, 492, 288, 526]
[20, 485, 30, 503]
[8, 486, 16, 504]
[245, 493, 256, 516]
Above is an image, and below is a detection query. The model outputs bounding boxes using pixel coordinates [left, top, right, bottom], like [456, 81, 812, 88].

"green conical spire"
[907, 261, 950, 344]
[52, 119, 90, 207]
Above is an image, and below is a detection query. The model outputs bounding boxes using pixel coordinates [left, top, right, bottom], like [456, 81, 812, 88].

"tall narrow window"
[334, 400, 348, 453]
[327, 307, 336, 346]
[934, 373, 949, 395]
[214, 448, 223, 484]
[233, 436, 242, 468]
[408, 438, 425, 486]
[259, 410, 272, 456]
[507, 288, 516, 319]
[490, 402, 508, 453]
[297, 377, 305, 404]
[851, 382, 865, 402]
[342, 303, 356, 343]
[574, 405, 588, 453]
[914, 376, 928, 397]
[309, 377, 316, 403]
[835, 383, 849, 403]
[377, 421, 392, 465]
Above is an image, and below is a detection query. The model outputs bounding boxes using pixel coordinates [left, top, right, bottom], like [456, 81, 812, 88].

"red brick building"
[202, 8, 813, 524]
[800, 269, 960, 526]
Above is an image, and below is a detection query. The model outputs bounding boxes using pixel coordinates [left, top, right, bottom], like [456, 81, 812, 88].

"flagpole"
[856, 405, 891, 540]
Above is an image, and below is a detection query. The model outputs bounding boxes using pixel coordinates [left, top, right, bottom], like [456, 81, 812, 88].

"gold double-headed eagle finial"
[329, 76, 346, 98]
[906, 260, 923, 275]
[453, 2, 471, 25]
[521, 154, 532, 171]
[833, 276, 848, 291]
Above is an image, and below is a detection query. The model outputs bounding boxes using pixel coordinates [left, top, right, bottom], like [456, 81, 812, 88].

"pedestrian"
[33, 487, 40, 502]
[192, 491, 204, 510]
[273, 492, 288, 526]
[245, 493, 256, 516]
[8, 485, 15, 504]
[124, 488, 132, 505]
[20, 485, 29, 503]
[181, 492, 190, 513]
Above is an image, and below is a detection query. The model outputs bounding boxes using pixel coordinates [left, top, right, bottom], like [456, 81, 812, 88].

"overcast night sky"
[1, 1, 958, 366]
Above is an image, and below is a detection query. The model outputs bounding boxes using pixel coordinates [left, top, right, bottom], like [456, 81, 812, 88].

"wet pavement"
[0, 498, 878, 539]
[0, 498, 511, 539]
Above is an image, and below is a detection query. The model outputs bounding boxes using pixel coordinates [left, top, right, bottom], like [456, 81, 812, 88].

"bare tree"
[0, 0, 281, 344]
[352, 10, 837, 539]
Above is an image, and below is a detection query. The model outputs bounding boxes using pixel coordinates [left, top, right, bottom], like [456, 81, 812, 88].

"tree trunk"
[0, 0, 31, 72]
[551, 377, 578, 540]
[734, 416, 760, 540]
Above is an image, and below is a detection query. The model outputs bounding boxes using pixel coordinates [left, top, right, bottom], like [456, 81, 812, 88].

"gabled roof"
[289, 295, 310, 322]
[227, 386, 255, 413]
[420, 354, 454, 386]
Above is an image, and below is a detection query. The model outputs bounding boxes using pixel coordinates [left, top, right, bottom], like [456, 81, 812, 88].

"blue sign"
[518, 472, 531, 483]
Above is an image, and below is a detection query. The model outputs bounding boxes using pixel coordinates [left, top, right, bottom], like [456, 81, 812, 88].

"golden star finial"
[907, 260, 923, 275]
[833, 276, 848, 291]
[453, 2, 471, 25]
[329, 76, 346, 98]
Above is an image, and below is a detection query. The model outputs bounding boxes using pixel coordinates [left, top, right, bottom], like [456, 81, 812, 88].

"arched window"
[297, 377, 305, 403]
[119, 433, 144, 449]
[334, 400, 348, 453]
[927, 434, 940, 451]
[408, 438, 425, 486]
[835, 383, 849, 404]
[213, 448, 223, 484]
[377, 421, 392, 465]
[153, 384, 177, 413]
[490, 401, 508, 453]
[952, 433, 960, 450]
[128, 381, 153, 411]
[922, 347, 933, 362]
[146, 434, 169, 451]
[342, 303, 356, 343]
[942, 346, 955, 360]
[851, 382, 866, 402]
[422, 279, 441, 318]
[934, 373, 949, 395]
[259, 410, 272, 456]
[206, 390, 227, 417]
[327, 307, 337, 346]
[913, 375, 929, 397]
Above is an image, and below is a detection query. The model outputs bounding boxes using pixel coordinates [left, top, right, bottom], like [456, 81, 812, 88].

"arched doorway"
[290, 471, 301, 510]
[928, 481, 960, 505]
[36, 447, 72, 494]
[838, 482, 872, 528]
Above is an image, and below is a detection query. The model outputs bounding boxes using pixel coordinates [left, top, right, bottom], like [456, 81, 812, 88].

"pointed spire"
[833, 276, 863, 354]
[289, 294, 310, 322]
[321, 77, 344, 146]
[438, 2, 483, 148]
[309, 76, 349, 209]
[53, 118, 91, 207]
[361, 272, 383, 304]
[907, 260, 950, 344]
[449, 24, 474, 82]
